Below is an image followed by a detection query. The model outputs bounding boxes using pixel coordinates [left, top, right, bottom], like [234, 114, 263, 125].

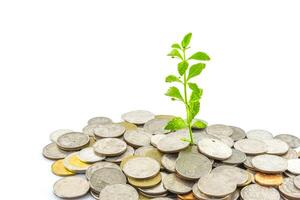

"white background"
[0, 0, 300, 199]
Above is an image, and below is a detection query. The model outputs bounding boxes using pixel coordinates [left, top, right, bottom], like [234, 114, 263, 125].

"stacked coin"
[42, 112, 300, 200]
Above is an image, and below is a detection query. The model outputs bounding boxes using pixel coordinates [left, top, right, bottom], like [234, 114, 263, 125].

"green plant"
[164, 33, 210, 145]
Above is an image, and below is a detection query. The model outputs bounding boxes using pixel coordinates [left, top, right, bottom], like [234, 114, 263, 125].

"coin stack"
[42, 110, 300, 200]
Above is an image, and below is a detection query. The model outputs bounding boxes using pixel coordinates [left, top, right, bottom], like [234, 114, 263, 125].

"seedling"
[164, 33, 210, 145]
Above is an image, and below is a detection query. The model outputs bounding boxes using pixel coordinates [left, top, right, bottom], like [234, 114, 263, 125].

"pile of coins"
[42, 110, 300, 200]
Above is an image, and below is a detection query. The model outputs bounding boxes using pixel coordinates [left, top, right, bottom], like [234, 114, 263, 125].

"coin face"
[123, 157, 160, 179]
[275, 134, 300, 148]
[53, 176, 90, 198]
[206, 124, 233, 137]
[161, 154, 177, 173]
[281, 148, 298, 160]
[124, 128, 152, 147]
[163, 173, 194, 194]
[198, 138, 232, 160]
[279, 177, 300, 199]
[86, 161, 121, 180]
[222, 149, 246, 165]
[51, 159, 75, 176]
[63, 152, 91, 173]
[94, 124, 126, 138]
[151, 134, 167, 147]
[50, 129, 73, 142]
[99, 184, 139, 200]
[88, 116, 113, 125]
[56, 132, 90, 150]
[264, 139, 289, 155]
[211, 165, 248, 186]
[197, 173, 237, 197]
[139, 172, 168, 195]
[241, 184, 280, 200]
[157, 132, 189, 153]
[294, 175, 300, 190]
[122, 110, 155, 125]
[82, 123, 98, 136]
[251, 154, 288, 174]
[144, 119, 170, 135]
[135, 147, 163, 167]
[287, 159, 300, 175]
[93, 138, 127, 156]
[246, 129, 273, 141]
[117, 121, 138, 131]
[105, 145, 135, 163]
[254, 172, 283, 186]
[229, 126, 246, 141]
[78, 147, 106, 163]
[90, 167, 127, 193]
[234, 139, 267, 155]
[128, 173, 162, 188]
[42, 142, 70, 160]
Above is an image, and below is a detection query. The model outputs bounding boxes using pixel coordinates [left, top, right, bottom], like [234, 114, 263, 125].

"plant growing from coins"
[164, 33, 210, 145]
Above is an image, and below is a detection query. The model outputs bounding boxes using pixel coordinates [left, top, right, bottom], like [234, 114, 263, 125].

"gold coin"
[51, 160, 75, 176]
[255, 172, 283, 186]
[138, 193, 151, 200]
[155, 115, 175, 120]
[178, 192, 197, 200]
[64, 153, 91, 173]
[118, 121, 137, 131]
[120, 155, 140, 169]
[143, 149, 163, 166]
[128, 173, 161, 188]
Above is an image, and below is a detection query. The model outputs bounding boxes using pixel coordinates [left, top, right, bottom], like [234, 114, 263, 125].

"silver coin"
[288, 159, 300, 175]
[198, 138, 232, 160]
[50, 129, 73, 142]
[192, 183, 231, 200]
[143, 118, 170, 135]
[105, 145, 134, 163]
[294, 175, 300, 190]
[275, 134, 300, 148]
[175, 146, 212, 180]
[88, 116, 113, 125]
[123, 157, 160, 179]
[241, 184, 280, 200]
[99, 184, 139, 200]
[197, 173, 237, 198]
[93, 138, 127, 156]
[206, 124, 233, 137]
[243, 156, 255, 170]
[53, 176, 90, 198]
[234, 139, 267, 155]
[264, 139, 289, 155]
[151, 134, 167, 147]
[134, 146, 156, 156]
[284, 171, 297, 178]
[86, 161, 121, 180]
[222, 149, 246, 165]
[281, 148, 298, 160]
[229, 126, 246, 141]
[163, 173, 194, 194]
[90, 190, 100, 199]
[82, 123, 98, 136]
[139, 172, 168, 195]
[90, 167, 127, 193]
[78, 147, 106, 163]
[252, 154, 288, 173]
[213, 134, 234, 147]
[211, 165, 248, 186]
[94, 124, 126, 138]
[246, 129, 273, 141]
[124, 128, 152, 147]
[121, 110, 155, 125]
[42, 142, 69, 160]
[279, 178, 300, 199]
[56, 132, 90, 150]
[161, 153, 177, 173]
[157, 132, 189, 153]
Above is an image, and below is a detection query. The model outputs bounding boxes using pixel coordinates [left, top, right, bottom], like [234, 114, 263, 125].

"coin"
[105, 145, 134, 163]
[53, 176, 90, 198]
[198, 138, 232, 160]
[234, 139, 267, 155]
[222, 149, 246, 165]
[51, 159, 75, 176]
[254, 172, 283, 186]
[78, 147, 106, 163]
[56, 132, 90, 151]
[197, 173, 237, 198]
[42, 142, 69, 160]
[279, 178, 300, 199]
[241, 184, 280, 200]
[50, 129, 73, 142]
[161, 153, 177, 172]
[122, 110, 155, 125]
[163, 173, 194, 194]
[251, 154, 288, 174]
[211, 165, 248, 186]
[135, 147, 163, 167]
[206, 124, 233, 137]
[281, 148, 298, 159]
[82, 123, 98, 136]
[157, 132, 189, 153]
[274, 134, 300, 148]
[213, 135, 234, 148]
[175, 147, 212, 180]
[229, 126, 246, 141]
[128, 173, 162, 188]
[124, 128, 152, 147]
[63, 152, 91, 173]
[294, 175, 300, 189]
[246, 129, 273, 141]
[94, 123, 126, 138]
[139, 172, 168, 195]
[151, 134, 167, 147]
[177, 192, 196, 200]
[287, 159, 300, 175]
[144, 119, 170, 135]
[99, 184, 139, 200]
[241, 172, 254, 187]
[123, 157, 160, 179]
[93, 138, 127, 156]
[86, 161, 121, 180]
[90, 167, 127, 193]
[118, 121, 138, 131]
[90, 190, 100, 199]
[155, 115, 175, 120]
[264, 139, 289, 155]
[88, 116, 113, 125]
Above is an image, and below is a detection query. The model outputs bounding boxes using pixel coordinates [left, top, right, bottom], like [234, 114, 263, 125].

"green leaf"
[189, 52, 210, 61]
[189, 101, 200, 121]
[167, 49, 183, 60]
[187, 63, 205, 80]
[188, 83, 203, 103]
[192, 119, 207, 129]
[165, 86, 183, 101]
[171, 43, 181, 49]
[177, 61, 189, 76]
[188, 82, 199, 91]
[164, 117, 187, 131]
[165, 75, 182, 83]
[181, 33, 192, 48]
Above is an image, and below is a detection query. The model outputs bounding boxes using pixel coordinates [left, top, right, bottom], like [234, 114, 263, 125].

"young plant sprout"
[164, 33, 210, 145]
